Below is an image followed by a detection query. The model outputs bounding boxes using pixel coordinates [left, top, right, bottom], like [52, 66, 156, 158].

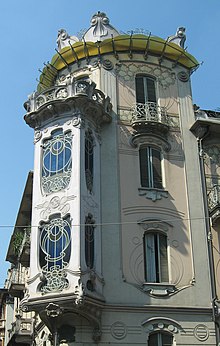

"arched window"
[148, 332, 173, 346]
[85, 214, 95, 269]
[39, 215, 71, 293]
[144, 232, 168, 283]
[85, 129, 94, 193]
[139, 146, 163, 189]
[42, 129, 72, 194]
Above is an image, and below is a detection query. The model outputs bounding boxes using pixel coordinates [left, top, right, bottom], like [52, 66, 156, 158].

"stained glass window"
[39, 216, 71, 293]
[85, 129, 94, 193]
[85, 214, 95, 269]
[42, 129, 72, 194]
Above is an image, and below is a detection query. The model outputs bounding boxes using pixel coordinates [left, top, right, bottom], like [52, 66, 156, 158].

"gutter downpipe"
[197, 131, 220, 345]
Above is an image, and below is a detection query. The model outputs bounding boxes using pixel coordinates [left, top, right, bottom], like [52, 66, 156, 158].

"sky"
[0, 0, 219, 285]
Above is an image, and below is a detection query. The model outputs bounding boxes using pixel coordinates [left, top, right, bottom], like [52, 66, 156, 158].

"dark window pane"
[148, 333, 158, 346]
[135, 76, 145, 104]
[85, 215, 95, 269]
[139, 148, 149, 187]
[149, 332, 172, 346]
[135, 75, 156, 104]
[146, 78, 156, 103]
[85, 130, 94, 192]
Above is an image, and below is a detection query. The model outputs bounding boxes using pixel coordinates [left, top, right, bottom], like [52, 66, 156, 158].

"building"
[1, 11, 220, 346]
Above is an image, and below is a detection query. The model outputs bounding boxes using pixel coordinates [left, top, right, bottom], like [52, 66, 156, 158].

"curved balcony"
[24, 78, 112, 129]
[208, 185, 220, 224]
[131, 102, 169, 134]
[208, 185, 220, 210]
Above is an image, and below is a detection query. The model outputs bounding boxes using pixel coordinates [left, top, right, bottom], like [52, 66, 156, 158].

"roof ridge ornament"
[167, 27, 186, 48]
[83, 11, 120, 42]
[57, 28, 79, 52]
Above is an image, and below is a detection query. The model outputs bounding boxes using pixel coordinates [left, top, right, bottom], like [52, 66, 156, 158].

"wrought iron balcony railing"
[208, 185, 220, 211]
[5, 268, 26, 296]
[131, 102, 169, 132]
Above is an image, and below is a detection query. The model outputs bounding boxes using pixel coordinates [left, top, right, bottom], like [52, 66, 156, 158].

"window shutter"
[152, 148, 162, 188]
[145, 233, 156, 282]
[139, 148, 149, 187]
[135, 76, 145, 104]
[146, 78, 156, 103]
[159, 234, 169, 282]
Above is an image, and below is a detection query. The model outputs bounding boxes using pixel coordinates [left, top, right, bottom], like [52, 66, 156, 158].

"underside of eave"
[38, 35, 199, 92]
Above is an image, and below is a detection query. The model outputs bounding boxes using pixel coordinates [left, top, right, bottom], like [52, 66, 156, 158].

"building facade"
[1, 11, 220, 346]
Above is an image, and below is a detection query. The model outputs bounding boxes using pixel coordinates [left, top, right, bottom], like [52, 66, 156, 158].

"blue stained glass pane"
[58, 151, 64, 172]
[41, 130, 72, 194]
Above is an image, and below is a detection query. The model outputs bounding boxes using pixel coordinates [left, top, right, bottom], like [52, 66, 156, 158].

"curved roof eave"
[38, 34, 199, 92]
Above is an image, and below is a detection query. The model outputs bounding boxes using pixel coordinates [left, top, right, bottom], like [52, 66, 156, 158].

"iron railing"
[131, 102, 169, 127]
[5, 267, 26, 290]
[208, 185, 220, 211]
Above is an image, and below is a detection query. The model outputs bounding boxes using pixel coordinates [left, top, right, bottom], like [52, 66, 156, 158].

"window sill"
[138, 187, 168, 202]
[142, 283, 176, 297]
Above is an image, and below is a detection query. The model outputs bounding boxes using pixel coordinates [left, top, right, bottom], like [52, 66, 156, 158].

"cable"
[0, 215, 212, 229]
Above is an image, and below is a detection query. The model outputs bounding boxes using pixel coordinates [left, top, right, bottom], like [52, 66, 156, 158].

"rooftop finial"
[167, 27, 186, 48]
[57, 29, 79, 51]
[83, 11, 120, 42]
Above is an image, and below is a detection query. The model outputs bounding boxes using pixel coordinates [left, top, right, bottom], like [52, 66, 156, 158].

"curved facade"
[3, 11, 219, 346]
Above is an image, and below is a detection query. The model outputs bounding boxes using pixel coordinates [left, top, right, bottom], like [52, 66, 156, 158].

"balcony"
[208, 185, 220, 210]
[8, 316, 33, 345]
[131, 102, 169, 133]
[5, 268, 26, 297]
[208, 185, 220, 224]
[24, 78, 112, 129]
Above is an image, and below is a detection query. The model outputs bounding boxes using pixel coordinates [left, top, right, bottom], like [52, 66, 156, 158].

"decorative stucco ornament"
[57, 28, 79, 51]
[167, 27, 186, 48]
[83, 11, 120, 42]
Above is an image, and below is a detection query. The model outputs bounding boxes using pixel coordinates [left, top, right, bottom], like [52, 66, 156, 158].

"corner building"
[14, 12, 217, 345]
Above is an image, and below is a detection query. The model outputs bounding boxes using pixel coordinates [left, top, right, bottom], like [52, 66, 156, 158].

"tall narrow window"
[135, 75, 158, 119]
[139, 147, 162, 189]
[135, 75, 156, 104]
[42, 129, 72, 194]
[144, 232, 168, 283]
[39, 216, 71, 293]
[85, 129, 94, 193]
[148, 332, 173, 346]
[85, 214, 95, 269]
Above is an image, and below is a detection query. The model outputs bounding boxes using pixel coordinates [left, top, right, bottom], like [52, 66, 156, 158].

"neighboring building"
[1, 11, 220, 346]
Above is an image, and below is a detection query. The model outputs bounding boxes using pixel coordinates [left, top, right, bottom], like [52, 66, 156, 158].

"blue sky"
[0, 0, 219, 284]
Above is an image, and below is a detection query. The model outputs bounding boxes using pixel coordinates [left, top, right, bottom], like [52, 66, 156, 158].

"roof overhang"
[38, 34, 199, 92]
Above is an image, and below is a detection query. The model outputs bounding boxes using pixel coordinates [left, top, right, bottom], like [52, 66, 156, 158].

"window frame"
[135, 74, 157, 105]
[85, 129, 95, 193]
[85, 214, 95, 269]
[143, 231, 169, 284]
[139, 145, 164, 189]
[148, 331, 173, 346]
[41, 128, 72, 195]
